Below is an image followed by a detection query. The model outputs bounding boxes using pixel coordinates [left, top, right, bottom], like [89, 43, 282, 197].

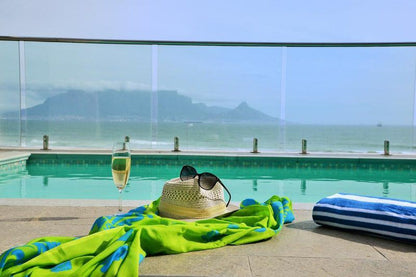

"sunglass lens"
[180, 165, 197, 181]
[198, 172, 218, 190]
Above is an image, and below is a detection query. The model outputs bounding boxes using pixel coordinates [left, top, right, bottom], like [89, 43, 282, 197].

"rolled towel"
[312, 193, 416, 243]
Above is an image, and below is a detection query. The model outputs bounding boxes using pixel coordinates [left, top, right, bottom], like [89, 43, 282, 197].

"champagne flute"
[111, 141, 131, 212]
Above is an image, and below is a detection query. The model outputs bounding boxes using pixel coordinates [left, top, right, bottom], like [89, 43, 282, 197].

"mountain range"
[2, 90, 280, 123]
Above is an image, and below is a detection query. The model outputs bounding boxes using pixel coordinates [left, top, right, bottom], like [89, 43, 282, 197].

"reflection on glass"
[157, 45, 282, 151]
[0, 41, 20, 147]
[0, 41, 415, 154]
[22, 42, 153, 149]
[285, 47, 416, 153]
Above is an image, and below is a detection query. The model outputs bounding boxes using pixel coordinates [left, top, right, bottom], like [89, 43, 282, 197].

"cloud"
[26, 80, 151, 93]
[0, 80, 152, 112]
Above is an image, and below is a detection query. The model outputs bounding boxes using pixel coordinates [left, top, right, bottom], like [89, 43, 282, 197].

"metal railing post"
[42, 135, 49, 150]
[173, 137, 180, 152]
[384, 140, 390, 155]
[251, 138, 259, 153]
[301, 139, 307, 154]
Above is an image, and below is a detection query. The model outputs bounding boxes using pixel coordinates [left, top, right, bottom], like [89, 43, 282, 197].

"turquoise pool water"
[0, 163, 415, 203]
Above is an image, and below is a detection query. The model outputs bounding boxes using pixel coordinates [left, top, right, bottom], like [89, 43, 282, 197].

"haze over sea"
[1, 119, 415, 154]
[0, 90, 415, 153]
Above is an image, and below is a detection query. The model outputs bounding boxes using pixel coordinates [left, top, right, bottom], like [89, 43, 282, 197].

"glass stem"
[118, 189, 123, 212]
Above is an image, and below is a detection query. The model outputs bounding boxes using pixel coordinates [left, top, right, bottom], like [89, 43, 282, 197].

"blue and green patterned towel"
[0, 195, 294, 276]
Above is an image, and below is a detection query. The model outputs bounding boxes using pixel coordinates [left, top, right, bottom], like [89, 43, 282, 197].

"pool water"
[0, 163, 415, 203]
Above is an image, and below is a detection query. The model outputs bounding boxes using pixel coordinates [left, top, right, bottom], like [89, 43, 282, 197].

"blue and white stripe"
[312, 193, 416, 243]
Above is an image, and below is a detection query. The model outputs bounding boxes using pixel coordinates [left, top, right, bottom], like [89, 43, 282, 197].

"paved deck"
[0, 151, 30, 166]
[0, 205, 415, 276]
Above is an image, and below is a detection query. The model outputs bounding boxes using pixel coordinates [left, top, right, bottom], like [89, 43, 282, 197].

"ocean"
[0, 119, 415, 153]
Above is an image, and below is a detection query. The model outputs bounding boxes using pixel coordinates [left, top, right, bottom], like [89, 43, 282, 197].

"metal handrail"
[1, 36, 416, 47]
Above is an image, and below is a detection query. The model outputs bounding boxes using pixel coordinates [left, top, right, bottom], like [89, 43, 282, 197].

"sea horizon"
[1, 119, 415, 154]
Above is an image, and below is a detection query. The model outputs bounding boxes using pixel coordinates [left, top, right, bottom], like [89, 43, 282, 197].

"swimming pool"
[1, 154, 415, 203]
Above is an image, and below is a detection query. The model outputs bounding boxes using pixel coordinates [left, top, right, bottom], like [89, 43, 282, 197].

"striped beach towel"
[312, 193, 416, 243]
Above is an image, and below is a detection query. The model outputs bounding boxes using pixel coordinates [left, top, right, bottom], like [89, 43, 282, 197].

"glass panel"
[157, 46, 282, 151]
[285, 47, 416, 154]
[22, 42, 152, 149]
[1, 41, 415, 154]
[0, 41, 20, 146]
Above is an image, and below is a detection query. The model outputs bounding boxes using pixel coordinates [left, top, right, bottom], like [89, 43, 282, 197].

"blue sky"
[1, 0, 415, 42]
[0, 1, 416, 125]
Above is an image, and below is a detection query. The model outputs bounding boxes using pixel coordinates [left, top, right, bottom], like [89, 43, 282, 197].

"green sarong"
[0, 195, 294, 276]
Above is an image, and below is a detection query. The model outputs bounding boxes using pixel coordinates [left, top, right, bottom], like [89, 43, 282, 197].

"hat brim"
[180, 203, 240, 222]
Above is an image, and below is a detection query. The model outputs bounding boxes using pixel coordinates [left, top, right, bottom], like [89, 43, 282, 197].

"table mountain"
[2, 90, 280, 123]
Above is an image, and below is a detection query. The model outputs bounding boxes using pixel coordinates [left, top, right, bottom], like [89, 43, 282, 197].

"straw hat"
[158, 177, 238, 220]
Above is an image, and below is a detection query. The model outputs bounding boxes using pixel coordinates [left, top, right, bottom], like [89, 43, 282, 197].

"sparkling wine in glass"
[112, 142, 131, 212]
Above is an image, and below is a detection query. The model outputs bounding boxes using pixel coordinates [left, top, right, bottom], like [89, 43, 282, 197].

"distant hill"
[2, 90, 281, 123]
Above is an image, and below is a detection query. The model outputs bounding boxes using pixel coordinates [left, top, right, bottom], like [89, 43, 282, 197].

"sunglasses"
[180, 165, 231, 207]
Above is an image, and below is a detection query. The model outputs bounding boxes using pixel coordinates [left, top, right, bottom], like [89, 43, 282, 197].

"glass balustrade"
[0, 40, 415, 153]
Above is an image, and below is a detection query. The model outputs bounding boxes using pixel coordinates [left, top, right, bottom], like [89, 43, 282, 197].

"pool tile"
[26, 153, 416, 172]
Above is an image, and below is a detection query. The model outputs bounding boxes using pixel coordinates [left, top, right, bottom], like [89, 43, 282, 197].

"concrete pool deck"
[0, 203, 415, 277]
